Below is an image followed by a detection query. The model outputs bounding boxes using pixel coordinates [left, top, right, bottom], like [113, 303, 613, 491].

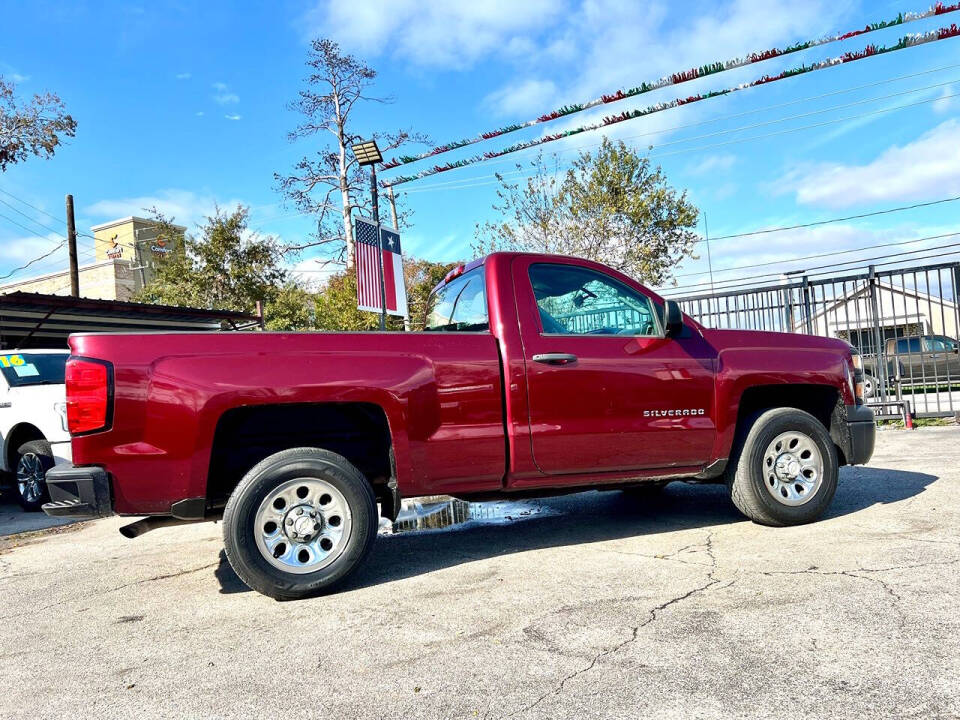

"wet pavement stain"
[381, 497, 551, 535]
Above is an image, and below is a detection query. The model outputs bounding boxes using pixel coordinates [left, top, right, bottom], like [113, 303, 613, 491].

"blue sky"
[1, 0, 959, 293]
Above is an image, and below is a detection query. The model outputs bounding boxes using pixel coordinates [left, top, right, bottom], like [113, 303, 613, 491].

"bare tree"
[276, 39, 426, 268]
[0, 76, 77, 172]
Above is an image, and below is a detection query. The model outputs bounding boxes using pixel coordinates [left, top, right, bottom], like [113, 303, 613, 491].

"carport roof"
[0, 291, 261, 350]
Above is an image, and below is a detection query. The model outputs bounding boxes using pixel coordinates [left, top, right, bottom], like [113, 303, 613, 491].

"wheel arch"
[205, 401, 395, 513]
[730, 383, 846, 464]
[3, 422, 45, 472]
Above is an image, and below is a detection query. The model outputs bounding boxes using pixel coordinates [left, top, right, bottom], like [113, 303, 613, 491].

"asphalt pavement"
[1, 427, 957, 719]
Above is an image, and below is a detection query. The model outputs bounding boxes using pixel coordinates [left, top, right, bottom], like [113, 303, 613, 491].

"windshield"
[0, 353, 67, 388]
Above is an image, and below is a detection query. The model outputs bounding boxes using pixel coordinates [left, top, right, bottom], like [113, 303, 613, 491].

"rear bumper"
[41, 463, 114, 518]
[841, 404, 876, 466]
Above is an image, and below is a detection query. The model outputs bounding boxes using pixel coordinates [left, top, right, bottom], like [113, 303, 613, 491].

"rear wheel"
[727, 408, 838, 527]
[223, 447, 378, 600]
[16, 440, 53, 512]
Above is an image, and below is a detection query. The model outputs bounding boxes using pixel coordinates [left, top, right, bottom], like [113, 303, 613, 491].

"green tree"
[475, 139, 699, 285]
[310, 258, 457, 331]
[403, 258, 460, 330]
[0, 76, 77, 172]
[135, 205, 291, 319]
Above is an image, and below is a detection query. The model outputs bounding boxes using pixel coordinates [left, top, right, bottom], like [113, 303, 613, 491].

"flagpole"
[371, 164, 387, 331]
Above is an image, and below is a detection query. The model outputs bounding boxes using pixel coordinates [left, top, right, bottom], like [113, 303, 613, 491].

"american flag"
[355, 217, 407, 317]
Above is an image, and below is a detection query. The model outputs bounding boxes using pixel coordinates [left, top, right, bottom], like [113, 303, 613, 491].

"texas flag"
[355, 217, 407, 317]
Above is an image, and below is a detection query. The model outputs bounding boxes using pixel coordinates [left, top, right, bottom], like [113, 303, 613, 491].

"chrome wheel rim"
[254, 478, 352, 574]
[762, 431, 824, 507]
[16, 453, 44, 504]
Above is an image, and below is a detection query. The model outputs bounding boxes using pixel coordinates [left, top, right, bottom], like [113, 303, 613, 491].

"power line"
[661, 233, 960, 295]
[0, 239, 68, 281]
[0, 187, 65, 225]
[401, 87, 959, 195]
[670, 231, 960, 283]
[703, 195, 960, 244]
[398, 62, 960, 194]
[0, 196, 67, 238]
[383, 4, 960, 172]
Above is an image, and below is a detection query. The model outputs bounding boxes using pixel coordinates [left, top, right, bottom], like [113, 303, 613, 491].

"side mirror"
[664, 300, 683, 338]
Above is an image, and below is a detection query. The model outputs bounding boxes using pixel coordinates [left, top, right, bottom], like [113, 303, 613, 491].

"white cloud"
[9, 72, 29, 83]
[783, 120, 960, 209]
[175, 72, 191, 80]
[933, 85, 958, 114]
[224, 113, 242, 121]
[688, 154, 737, 176]
[212, 81, 239, 105]
[84, 189, 244, 231]
[483, 79, 557, 118]
[306, 0, 561, 68]
[195, 111, 205, 117]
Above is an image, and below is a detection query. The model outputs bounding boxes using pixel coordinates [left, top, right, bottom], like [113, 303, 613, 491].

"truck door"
[512, 257, 716, 477]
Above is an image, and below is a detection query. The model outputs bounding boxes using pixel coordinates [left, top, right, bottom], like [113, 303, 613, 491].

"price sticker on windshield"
[0, 355, 25, 368]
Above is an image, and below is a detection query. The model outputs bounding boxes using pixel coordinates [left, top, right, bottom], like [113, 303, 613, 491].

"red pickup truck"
[44, 252, 875, 599]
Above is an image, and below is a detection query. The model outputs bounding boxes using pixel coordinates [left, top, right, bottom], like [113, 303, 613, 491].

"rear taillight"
[65, 357, 112, 434]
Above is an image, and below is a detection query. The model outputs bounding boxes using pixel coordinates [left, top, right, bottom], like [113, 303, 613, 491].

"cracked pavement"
[1, 427, 959, 719]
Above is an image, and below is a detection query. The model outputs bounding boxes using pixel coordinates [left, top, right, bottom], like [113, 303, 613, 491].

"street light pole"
[370, 164, 387, 331]
[351, 138, 388, 331]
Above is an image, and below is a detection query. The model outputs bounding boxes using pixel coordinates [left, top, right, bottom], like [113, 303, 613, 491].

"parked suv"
[0, 350, 72, 510]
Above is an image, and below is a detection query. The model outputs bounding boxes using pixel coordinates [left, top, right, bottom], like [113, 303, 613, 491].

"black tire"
[726, 408, 838, 527]
[223, 447, 378, 600]
[862, 373, 876, 399]
[15, 440, 54, 512]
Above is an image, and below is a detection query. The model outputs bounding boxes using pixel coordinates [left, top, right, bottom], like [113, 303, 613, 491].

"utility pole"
[703, 211, 715, 296]
[65, 194, 79, 297]
[387, 185, 399, 231]
[387, 185, 410, 331]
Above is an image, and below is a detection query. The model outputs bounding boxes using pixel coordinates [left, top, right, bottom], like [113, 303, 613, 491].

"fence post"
[781, 285, 794, 333]
[802, 275, 813, 335]
[867, 265, 888, 403]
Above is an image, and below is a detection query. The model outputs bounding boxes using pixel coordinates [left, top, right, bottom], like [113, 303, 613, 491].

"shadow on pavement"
[213, 466, 937, 596]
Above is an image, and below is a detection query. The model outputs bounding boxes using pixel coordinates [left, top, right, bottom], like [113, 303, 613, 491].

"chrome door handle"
[532, 353, 578, 365]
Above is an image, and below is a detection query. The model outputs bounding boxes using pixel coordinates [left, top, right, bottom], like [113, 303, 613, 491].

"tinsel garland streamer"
[384, 22, 960, 186]
[381, 2, 959, 174]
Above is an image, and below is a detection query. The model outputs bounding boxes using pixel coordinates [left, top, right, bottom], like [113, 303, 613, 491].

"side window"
[927, 336, 956, 352]
[424, 267, 489, 332]
[897, 338, 921, 353]
[528, 263, 659, 336]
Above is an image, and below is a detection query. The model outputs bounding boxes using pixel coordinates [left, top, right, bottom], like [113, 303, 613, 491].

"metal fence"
[671, 261, 960, 418]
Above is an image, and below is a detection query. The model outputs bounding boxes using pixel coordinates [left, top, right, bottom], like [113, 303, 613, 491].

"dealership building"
[0, 216, 184, 302]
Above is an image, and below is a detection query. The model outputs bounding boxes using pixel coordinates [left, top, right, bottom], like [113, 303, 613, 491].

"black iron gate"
[670, 261, 960, 418]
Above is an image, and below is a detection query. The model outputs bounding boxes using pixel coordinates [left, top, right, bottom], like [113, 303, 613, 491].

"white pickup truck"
[0, 350, 72, 511]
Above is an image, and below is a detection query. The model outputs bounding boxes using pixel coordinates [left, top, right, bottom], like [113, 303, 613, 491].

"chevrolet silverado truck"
[43, 252, 875, 599]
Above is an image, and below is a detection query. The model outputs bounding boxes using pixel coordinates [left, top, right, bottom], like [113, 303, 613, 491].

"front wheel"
[223, 447, 378, 600]
[727, 408, 838, 527]
[16, 440, 54, 512]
